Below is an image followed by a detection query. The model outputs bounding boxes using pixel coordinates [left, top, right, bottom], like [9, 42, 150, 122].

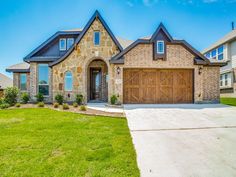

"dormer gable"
[151, 23, 173, 60]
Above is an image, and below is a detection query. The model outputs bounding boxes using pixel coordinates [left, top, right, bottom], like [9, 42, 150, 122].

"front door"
[90, 68, 102, 100]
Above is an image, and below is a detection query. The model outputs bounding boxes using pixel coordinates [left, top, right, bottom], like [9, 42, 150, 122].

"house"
[0, 73, 13, 97]
[202, 29, 236, 97]
[6, 11, 224, 104]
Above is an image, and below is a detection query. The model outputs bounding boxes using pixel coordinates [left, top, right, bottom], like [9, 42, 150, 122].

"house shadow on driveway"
[123, 103, 230, 110]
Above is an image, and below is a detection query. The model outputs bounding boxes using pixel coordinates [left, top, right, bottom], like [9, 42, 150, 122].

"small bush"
[75, 94, 84, 105]
[0, 103, 10, 109]
[35, 93, 44, 102]
[62, 103, 69, 110]
[0, 98, 4, 105]
[4, 87, 19, 106]
[73, 102, 78, 108]
[15, 103, 21, 108]
[37, 102, 44, 107]
[55, 94, 64, 105]
[21, 93, 30, 104]
[80, 105, 87, 111]
[53, 102, 59, 108]
[110, 95, 118, 105]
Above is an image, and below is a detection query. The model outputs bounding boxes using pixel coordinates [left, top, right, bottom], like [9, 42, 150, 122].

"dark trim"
[150, 23, 173, 42]
[26, 56, 60, 62]
[24, 31, 81, 62]
[6, 69, 30, 73]
[110, 39, 150, 64]
[50, 10, 123, 67]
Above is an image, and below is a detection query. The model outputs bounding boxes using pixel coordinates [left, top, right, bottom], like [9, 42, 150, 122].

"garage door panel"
[123, 69, 193, 104]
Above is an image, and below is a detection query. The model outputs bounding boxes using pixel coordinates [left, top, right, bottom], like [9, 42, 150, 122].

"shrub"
[75, 94, 84, 105]
[15, 103, 21, 108]
[110, 95, 118, 105]
[73, 102, 78, 108]
[21, 93, 30, 104]
[35, 93, 44, 102]
[80, 105, 87, 111]
[62, 103, 69, 110]
[53, 102, 59, 108]
[0, 98, 4, 105]
[0, 103, 10, 109]
[37, 102, 44, 107]
[55, 94, 64, 105]
[4, 87, 19, 106]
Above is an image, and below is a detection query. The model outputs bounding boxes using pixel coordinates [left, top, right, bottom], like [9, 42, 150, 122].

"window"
[65, 71, 73, 91]
[38, 64, 49, 96]
[211, 49, 217, 59]
[205, 52, 211, 59]
[67, 38, 74, 50]
[157, 41, 164, 54]
[94, 31, 100, 45]
[20, 74, 27, 91]
[59, 38, 66, 51]
[220, 75, 223, 86]
[205, 45, 224, 60]
[225, 74, 228, 86]
[218, 45, 224, 60]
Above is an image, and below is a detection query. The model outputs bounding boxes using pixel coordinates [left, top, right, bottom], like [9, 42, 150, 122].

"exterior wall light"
[117, 67, 121, 75]
[198, 66, 203, 75]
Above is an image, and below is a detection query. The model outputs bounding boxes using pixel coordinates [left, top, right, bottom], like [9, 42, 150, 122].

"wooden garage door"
[123, 69, 193, 104]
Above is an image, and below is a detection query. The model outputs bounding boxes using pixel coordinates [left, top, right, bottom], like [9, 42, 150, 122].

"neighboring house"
[0, 73, 13, 97]
[6, 11, 224, 104]
[202, 29, 236, 97]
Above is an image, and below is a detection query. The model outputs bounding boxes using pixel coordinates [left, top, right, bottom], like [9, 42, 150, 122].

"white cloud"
[126, 1, 134, 7]
[202, 0, 218, 3]
[142, 0, 158, 6]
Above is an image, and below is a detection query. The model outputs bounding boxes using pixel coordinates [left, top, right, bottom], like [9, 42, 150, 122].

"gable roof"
[49, 10, 123, 67]
[150, 23, 173, 42]
[202, 29, 236, 54]
[110, 23, 225, 66]
[0, 73, 13, 89]
[24, 30, 82, 62]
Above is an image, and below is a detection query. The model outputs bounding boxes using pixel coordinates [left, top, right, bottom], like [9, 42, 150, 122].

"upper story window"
[94, 31, 100, 45]
[65, 71, 73, 91]
[20, 73, 27, 91]
[38, 64, 49, 96]
[67, 38, 74, 50]
[59, 38, 66, 51]
[205, 45, 224, 60]
[157, 41, 164, 54]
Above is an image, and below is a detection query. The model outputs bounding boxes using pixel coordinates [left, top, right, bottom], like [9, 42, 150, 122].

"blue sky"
[0, 0, 236, 77]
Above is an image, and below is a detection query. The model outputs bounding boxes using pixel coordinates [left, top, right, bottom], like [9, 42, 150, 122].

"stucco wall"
[111, 44, 220, 103]
[52, 18, 119, 102]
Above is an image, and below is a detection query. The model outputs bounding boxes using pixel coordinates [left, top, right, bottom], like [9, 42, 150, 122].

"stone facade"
[13, 72, 30, 93]
[21, 15, 220, 104]
[52, 18, 119, 103]
[111, 44, 220, 103]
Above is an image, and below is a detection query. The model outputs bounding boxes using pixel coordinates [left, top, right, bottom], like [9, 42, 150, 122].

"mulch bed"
[8, 104, 125, 118]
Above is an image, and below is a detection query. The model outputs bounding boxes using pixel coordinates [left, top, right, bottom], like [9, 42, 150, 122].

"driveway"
[124, 104, 236, 177]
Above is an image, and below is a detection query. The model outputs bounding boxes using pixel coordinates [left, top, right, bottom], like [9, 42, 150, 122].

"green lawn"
[0, 108, 139, 177]
[221, 97, 236, 106]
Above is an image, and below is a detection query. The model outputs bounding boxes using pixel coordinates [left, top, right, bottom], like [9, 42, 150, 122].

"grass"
[220, 97, 236, 106]
[0, 108, 139, 177]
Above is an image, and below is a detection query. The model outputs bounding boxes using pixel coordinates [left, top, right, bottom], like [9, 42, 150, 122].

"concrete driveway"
[124, 104, 236, 177]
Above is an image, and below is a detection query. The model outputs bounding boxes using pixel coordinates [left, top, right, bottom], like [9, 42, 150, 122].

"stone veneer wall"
[29, 62, 52, 102]
[52, 18, 119, 103]
[111, 44, 220, 103]
[13, 72, 30, 93]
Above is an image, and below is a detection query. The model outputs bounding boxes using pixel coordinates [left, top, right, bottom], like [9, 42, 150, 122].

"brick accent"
[111, 44, 220, 103]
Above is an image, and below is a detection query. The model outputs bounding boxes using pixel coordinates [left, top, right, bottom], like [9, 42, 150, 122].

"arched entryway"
[87, 59, 108, 102]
